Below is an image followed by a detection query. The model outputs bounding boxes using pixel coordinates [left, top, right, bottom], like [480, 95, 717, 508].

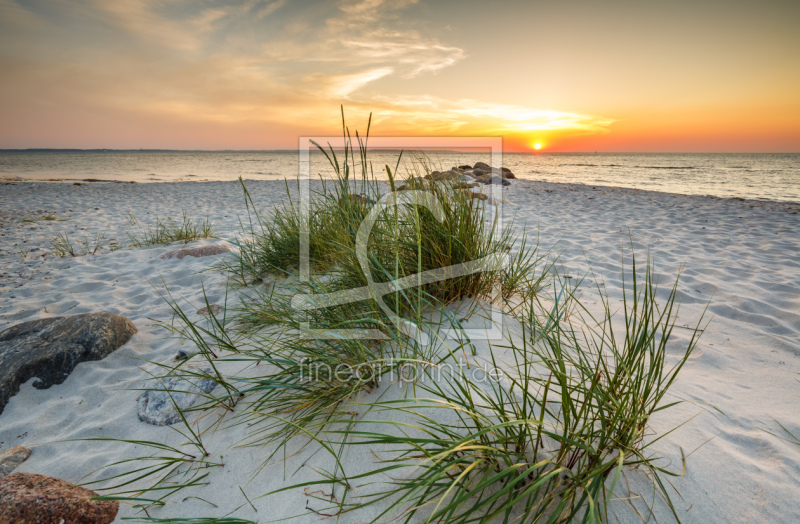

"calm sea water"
[1, 150, 798, 203]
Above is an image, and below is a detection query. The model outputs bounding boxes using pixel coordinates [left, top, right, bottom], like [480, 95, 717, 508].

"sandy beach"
[0, 179, 798, 522]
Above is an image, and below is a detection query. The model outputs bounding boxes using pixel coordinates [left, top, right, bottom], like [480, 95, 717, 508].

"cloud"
[0, 0, 613, 146]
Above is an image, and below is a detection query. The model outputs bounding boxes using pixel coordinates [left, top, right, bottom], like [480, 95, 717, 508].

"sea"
[1, 150, 799, 203]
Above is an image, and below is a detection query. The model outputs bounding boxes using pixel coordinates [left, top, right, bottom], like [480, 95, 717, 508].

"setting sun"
[534, 142, 542, 150]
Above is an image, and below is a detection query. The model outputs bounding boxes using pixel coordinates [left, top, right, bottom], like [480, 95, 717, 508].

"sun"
[533, 142, 542, 150]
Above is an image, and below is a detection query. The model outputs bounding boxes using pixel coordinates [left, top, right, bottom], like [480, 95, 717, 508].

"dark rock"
[137, 369, 218, 426]
[473, 162, 491, 171]
[160, 244, 230, 260]
[0, 472, 118, 524]
[472, 168, 485, 177]
[486, 175, 510, 186]
[458, 165, 473, 171]
[0, 313, 137, 415]
[501, 167, 516, 179]
[0, 447, 31, 480]
[474, 174, 492, 184]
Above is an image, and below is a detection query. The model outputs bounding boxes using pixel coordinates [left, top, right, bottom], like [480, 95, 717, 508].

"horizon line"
[1, 148, 798, 155]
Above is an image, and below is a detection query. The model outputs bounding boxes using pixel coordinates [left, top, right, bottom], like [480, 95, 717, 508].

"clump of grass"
[227, 110, 536, 315]
[50, 231, 78, 257]
[127, 212, 214, 247]
[49, 229, 107, 257]
[280, 255, 705, 523]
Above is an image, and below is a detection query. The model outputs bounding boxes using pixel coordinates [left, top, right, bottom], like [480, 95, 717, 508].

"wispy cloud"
[0, 0, 613, 146]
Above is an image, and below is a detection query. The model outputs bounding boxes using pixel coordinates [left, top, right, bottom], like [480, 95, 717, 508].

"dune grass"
[49, 229, 108, 257]
[127, 211, 214, 247]
[264, 255, 704, 523]
[76, 111, 704, 523]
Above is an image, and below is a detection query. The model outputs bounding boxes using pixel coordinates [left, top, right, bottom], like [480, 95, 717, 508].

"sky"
[0, 0, 798, 152]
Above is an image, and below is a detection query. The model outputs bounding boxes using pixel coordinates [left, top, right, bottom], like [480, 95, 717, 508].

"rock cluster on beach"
[0, 472, 118, 524]
[423, 162, 515, 186]
[0, 312, 137, 415]
[396, 162, 515, 192]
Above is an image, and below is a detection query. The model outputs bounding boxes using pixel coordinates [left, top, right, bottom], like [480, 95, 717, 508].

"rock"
[486, 175, 511, 186]
[0, 472, 118, 524]
[429, 170, 461, 181]
[458, 165, 473, 171]
[160, 244, 230, 260]
[0, 313, 137, 415]
[472, 168, 485, 177]
[474, 174, 491, 184]
[0, 447, 31, 480]
[197, 304, 223, 316]
[501, 167, 516, 179]
[462, 190, 488, 201]
[137, 369, 218, 426]
[473, 162, 491, 171]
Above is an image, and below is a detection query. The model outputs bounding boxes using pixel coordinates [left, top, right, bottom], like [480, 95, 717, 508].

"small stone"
[137, 370, 218, 426]
[0, 472, 118, 523]
[159, 244, 230, 260]
[0, 446, 31, 480]
[462, 190, 488, 201]
[197, 304, 223, 316]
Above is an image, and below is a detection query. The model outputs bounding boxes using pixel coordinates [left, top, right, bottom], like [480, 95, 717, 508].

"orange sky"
[0, 0, 798, 152]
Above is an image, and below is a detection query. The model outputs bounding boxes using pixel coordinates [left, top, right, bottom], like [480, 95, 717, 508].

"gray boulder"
[137, 369, 218, 426]
[473, 162, 491, 171]
[0, 313, 137, 415]
[472, 168, 485, 177]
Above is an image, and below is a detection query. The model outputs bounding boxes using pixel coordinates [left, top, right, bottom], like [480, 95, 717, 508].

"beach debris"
[0, 313, 137, 415]
[197, 303, 223, 316]
[0, 446, 31, 480]
[0, 472, 118, 524]
[137, 369, 218, 426]
[159, 244, 230, 260]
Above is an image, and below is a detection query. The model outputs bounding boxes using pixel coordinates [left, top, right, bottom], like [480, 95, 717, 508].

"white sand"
[1, 180, 799, 522]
